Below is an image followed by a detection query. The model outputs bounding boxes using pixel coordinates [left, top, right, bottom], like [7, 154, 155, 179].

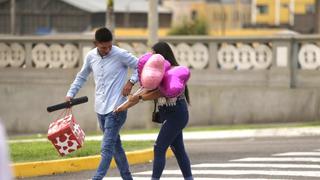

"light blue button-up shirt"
[66, 46, 138, 115]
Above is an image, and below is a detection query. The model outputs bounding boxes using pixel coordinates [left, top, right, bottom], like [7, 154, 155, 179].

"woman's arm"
[139, 89, 163, 101]
[114, 89, 163, 113]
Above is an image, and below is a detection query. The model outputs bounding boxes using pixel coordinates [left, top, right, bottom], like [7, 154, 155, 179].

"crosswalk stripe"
[103, 178, 288, 180]
[272, 152, 320, 156]
[191, 163, 320, 168]
[104, 150, 320, 179]
[231, 157, 320, 162]
[134, 169, 320, 177]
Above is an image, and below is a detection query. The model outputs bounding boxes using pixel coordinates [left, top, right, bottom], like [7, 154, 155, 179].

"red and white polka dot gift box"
[47, 114, 85, 156]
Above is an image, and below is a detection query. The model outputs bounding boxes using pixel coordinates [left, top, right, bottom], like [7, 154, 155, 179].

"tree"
[106, 0, 115, 35]
[316, 0, 320, 33]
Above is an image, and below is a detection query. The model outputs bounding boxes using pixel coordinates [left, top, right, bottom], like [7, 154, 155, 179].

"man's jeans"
[92, 111, 133, 180]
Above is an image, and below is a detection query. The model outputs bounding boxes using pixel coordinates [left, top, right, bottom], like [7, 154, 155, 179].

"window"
[257, 5, 268, 14]
[191, 10, 198, 20]
[306, 4, 315, 14]
[281, 3, 289, 8]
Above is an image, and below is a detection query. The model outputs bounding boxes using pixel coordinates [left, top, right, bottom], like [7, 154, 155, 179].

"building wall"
[254, 0, 315, 26]
[0, 0, 90, 35]
[164, 0, 251, 33]
[0, 0, 171, 35]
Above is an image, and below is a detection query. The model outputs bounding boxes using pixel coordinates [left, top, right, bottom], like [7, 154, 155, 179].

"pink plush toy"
[141, 54, 166, 89]
[159, 66, 190, 98]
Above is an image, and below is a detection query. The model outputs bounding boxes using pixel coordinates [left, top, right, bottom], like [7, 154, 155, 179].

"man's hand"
[65, 96, 72, 109]
[65, 96, 72, 102]
[122, 80, 134, 96]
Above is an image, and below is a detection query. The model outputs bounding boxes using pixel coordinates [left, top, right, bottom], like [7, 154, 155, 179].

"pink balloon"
[141, 54, 166, 89]
[164, 60, 171, 72]
[137, 52, 153, 85]
[159, 66, 190, 98]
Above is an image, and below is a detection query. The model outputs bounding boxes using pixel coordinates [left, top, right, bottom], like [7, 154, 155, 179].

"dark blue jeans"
[152, 99, 193, 180]
[92, 111, 133, 180]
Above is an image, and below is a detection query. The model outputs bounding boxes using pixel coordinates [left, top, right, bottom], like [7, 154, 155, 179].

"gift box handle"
[47, 96, 88, 112]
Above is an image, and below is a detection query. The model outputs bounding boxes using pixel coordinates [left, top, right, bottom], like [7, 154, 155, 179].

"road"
[24, 136, 320, 179]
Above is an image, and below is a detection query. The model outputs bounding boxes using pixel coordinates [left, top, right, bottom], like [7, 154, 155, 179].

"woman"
[118, 41, 193, 180]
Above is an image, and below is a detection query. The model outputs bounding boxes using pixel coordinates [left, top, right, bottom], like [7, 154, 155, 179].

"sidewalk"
[9, 126, 320, 143]
[10, 126, 320, 178]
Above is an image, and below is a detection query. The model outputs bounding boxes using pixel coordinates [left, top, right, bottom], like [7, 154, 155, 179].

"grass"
[9, 140, 154, 163]
[8, 121, 320, 163]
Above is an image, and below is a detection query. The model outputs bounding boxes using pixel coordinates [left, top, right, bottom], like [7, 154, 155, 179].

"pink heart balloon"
[137, 52, 153, 85]
[141, 54, 166, 89]
[164, 60, 171, 72]
[159, 66, 190, 98]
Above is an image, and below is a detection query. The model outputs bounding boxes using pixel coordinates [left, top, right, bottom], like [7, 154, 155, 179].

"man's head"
[94, 27, 113, 56]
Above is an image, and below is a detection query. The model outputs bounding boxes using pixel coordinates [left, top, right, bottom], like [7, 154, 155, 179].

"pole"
[106, 0, 115, 35]
[237, 0, 241, 28]
[275, 0, 280, 26]
[289, 0, 295, 26]
[148, 0, 158, 48]
[251, 0, 256, 25]
[10, 0, 15, 35]
[147, 0, 158, 129]
[316, 0, 320, 33]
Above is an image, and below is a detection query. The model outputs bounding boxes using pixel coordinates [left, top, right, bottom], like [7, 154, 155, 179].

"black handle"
[47, 96, 88, 112]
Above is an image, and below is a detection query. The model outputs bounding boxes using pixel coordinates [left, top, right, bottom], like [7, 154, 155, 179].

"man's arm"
[121, 51, 139, 96]
[66, 54, 92, 100]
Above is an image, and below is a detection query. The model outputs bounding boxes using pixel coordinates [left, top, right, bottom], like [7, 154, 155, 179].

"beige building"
[163, 0, 252, 35]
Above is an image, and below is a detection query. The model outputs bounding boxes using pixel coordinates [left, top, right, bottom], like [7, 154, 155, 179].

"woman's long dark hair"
[152, 41, 190, 104]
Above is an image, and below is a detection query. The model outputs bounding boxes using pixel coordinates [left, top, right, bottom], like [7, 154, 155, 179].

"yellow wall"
[255, 0, 315, 25]
[256, 0, 275, 24]
[113, 27, 286, 37]
[190, 2, 251, 30]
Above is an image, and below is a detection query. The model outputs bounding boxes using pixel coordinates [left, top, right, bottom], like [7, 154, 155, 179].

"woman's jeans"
[92, 111, 133, 180]
[152, 99, 193, 180]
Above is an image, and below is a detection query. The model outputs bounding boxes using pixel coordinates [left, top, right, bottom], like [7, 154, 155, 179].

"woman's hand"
[128, 94, 139, 104]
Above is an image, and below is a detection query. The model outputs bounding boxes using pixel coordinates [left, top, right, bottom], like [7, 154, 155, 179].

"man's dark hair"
[95, 27, 113, 42]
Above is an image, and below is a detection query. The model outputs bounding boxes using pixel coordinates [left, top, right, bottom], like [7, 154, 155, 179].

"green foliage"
[107, 0, 113, 7]
[168, 18, 208, 35]
[9, 140, 154, 163]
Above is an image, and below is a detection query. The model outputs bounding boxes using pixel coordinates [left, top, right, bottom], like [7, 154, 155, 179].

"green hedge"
[168, 18, 208, 35]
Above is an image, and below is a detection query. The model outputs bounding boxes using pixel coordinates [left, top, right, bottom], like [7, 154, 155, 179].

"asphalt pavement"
[10, 126, 320, 178]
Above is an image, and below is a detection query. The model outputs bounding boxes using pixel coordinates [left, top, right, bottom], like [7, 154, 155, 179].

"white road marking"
[191, 163, 320, 169]
[272, 152, 320, 156]
[103, 178, 287, 180]
[134, 169, 320, 177]
[231, 157, 320, 162]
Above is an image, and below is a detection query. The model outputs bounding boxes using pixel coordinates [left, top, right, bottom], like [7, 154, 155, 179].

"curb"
[12, 148, 174, 178]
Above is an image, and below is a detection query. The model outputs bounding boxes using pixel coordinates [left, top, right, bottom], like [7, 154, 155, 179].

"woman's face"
[151, 49, 156, 54]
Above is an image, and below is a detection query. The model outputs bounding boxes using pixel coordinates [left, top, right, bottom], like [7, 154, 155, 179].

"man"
[66, 27, 138, 180]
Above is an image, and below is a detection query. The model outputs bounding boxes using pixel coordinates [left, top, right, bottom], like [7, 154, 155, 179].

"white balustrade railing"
[298, 43, 320, 70]
[0, 35, 319, 71]
[217, 43, 272, 70]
